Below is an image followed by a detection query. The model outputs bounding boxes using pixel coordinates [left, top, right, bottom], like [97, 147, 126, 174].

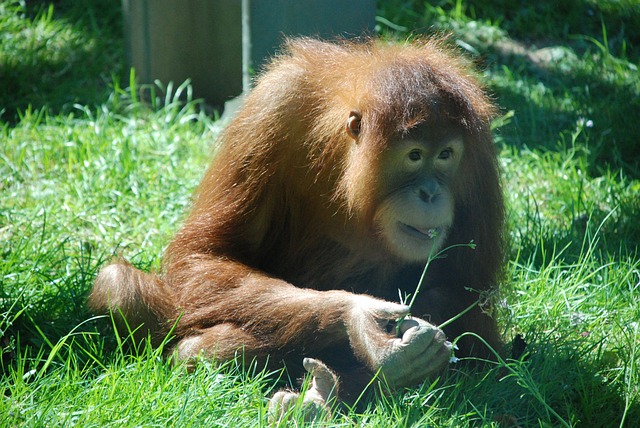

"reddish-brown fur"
[90, 37, 505, 398]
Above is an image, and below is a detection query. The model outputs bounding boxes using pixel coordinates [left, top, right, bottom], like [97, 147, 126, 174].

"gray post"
[122, 0, 375, 108]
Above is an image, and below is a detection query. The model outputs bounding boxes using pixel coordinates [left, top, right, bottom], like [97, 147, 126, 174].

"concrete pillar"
[122, 0, 375, 108]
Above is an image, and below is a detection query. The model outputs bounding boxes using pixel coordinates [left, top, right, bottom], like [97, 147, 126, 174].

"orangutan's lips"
[401, 223, 441, 239]
[420, 227, 440, 239]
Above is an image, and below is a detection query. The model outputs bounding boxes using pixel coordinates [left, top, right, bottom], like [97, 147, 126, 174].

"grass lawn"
[1, 0, 639, 426]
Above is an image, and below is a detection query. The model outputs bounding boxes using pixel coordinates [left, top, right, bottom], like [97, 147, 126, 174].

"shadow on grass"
[441, 334, 640, 427]
[0, 226, 107, 374]
[481, 6, 639, 178]
[509, 193, 640, 266]
[467, 0, 640, 53]
[0, 0, 123, 123]
[489, 45, 640, 178]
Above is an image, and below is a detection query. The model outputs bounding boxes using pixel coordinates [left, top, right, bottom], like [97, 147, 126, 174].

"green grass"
[0, 0, 123, 122]
[2, 0, 639, 426]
